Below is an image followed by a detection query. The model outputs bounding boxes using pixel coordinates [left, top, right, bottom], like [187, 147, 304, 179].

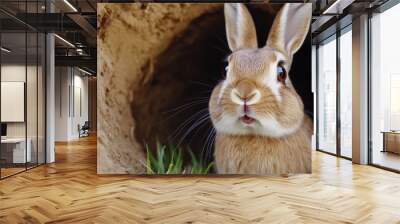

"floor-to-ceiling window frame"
[339, 25, 353, 159]
[0, 0, 47, 179]
[368, 0, 400, 173]
[316, 34, 337, 156]
[316, 24, 353, 160]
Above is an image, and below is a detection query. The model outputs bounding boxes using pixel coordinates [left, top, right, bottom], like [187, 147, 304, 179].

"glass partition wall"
[0, 2, 46, 179]
[316, 26, 352, 159]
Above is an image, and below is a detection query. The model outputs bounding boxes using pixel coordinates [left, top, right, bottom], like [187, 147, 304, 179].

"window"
[339, 28, 352, 158]
[370, 3, 400, 171]
[317, 36, 337, 154]
[316, 25, 353, 158]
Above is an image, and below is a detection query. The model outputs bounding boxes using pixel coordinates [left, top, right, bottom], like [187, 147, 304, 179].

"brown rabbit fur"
[209, 3, 312, 174]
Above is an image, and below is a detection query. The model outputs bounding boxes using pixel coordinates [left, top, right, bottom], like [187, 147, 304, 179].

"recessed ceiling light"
[1, 47, 11, 53]
[322, 0, 355, 15]
[54, 34, 75, 48]
[63, 0, 78, 12]
[78, 67, 94, 76]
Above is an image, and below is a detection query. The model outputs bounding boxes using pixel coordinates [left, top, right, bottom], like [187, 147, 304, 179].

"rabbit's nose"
[231, 85, 261, 106]
[231, 80, 261, 105]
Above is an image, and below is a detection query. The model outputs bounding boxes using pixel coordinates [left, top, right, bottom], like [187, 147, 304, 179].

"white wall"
[55, 66, 70, 141]
[72, 73, 89, 138]
[55, 67, 89, 141]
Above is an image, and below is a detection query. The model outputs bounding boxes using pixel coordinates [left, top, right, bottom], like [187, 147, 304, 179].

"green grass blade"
[204, 162, 214, 174]
[145, 144, 155, 174]
[144, 142, 213, 175]
[166, 147, 175, 174]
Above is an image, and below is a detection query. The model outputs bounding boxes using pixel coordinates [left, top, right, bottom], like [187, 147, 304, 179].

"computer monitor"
[1, 123, 7, 137]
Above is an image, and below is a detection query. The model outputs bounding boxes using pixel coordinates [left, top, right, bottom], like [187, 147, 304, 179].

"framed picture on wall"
[97, 3, 313, 175]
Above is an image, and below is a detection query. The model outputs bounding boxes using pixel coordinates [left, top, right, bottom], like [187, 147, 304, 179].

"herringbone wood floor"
[1, 135, 400, 224]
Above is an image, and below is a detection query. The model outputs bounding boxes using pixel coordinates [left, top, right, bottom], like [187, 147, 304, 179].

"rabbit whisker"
[188, 80, 214, 88]
[176, 113, 210, 147]
[206, 130, 216, 163]
[168, 108, 208, 143]
[163, 101, 208, 121]
[163, 99, 208, 114]
[201, 126, 215, 162]
[187, 117, 212, 146]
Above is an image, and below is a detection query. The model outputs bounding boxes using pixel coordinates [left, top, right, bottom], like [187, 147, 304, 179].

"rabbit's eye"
[277, 63, 287, 84]
[221, 60, 229, 78]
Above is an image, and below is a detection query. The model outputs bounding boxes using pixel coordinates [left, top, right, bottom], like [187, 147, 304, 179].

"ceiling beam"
[55, 55, 96, 72]
[67, 13, 96, 39]
[322, 0, 356, 15]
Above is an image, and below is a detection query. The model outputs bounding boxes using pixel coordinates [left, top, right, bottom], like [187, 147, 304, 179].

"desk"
[1, 138, 31, 163]
[382, 131, 400, 154]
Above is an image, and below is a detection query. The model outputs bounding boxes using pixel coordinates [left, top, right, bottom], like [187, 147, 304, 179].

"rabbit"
[209, 3, 313, 175]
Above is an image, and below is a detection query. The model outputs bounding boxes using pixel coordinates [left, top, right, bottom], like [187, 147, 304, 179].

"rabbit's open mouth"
[240, 115, 255, 124]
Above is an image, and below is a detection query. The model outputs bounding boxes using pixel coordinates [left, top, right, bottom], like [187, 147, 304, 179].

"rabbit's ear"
[266, 3, 311, 56]
[224, 3, 258, 51]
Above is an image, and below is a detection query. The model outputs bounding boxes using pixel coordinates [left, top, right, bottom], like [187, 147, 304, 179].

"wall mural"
[97, 3, 313, 175]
